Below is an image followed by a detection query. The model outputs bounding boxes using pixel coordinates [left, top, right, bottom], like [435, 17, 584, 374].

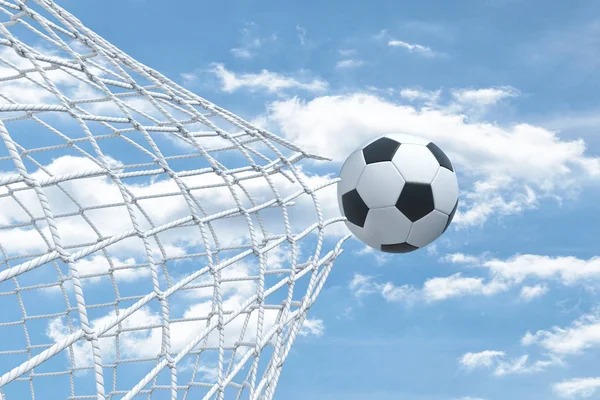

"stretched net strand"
[0, 1, 349, 399]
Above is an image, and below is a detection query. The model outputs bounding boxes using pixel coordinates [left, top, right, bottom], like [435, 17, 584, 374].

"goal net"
[0, 1, 347, 399]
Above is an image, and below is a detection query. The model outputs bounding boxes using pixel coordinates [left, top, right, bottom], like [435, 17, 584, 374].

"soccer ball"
[337, 133, 459, 253]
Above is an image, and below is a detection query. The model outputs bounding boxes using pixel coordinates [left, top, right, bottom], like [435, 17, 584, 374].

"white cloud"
[296, 25, 307, 46]
[350, 274, 418, 303]
[442, 253, 481, 264]
[459, 350, 505, 369]
[378, 282, 419, 303]
[210, 63, 328, 95]
[451, 87, 519, 107]
[493, 354, 562, 376]
[423, 273, 507, 301]
[399, 88, 441, 103]
[461, 304, 600, 380]
[335, 59, 365, 69]
[349, 274, 380, 297]
[519, 284, 549, 301]
[350, 252, 600, 306]
[553, 377, 600, 399]
[462, 308, 600, 380]
[456, 176, 539, 227]
[348, 273, 416, 304]
[374, 30, 438, 57]
[264, 93, 600, 228]
[482, 254, 600, 286]
[522, 310, 600, 355]
[349, 272, 506, 304]
[300, 318, 325, 337]
[388, 39, 435, 56]
[180, 72, 198, 86]
[459, 350, 562, 376]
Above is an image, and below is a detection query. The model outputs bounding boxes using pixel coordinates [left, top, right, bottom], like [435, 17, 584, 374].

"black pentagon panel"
[363, 137, 401, 164]
[426, 142, 454, 172]
[443, 199, 459, 233]
[342, 189, 369, 228]
[381, 242, 418, 254]
[395, 183, 434, 222]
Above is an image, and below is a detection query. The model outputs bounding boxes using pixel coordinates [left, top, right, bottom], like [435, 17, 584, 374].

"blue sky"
[4, 0, 600, 399]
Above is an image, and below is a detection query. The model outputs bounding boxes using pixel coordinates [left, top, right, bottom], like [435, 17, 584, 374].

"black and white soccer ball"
[338, 133, 459, 253]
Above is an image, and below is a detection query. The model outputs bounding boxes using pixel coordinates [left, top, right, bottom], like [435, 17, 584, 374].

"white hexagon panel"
[345, 219, 382, 250]
[407, 210, 449, 248]
[431, 167, 459, 215]
[392, 144, 440, 184]
[363, 207, 412, 245]
[356, 162, 405, 209]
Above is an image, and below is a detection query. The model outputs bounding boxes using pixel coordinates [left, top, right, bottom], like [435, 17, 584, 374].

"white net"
[0, 1, 348, 399]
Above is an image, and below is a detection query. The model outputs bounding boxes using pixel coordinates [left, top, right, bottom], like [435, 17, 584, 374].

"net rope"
[0, 1, 348, 399]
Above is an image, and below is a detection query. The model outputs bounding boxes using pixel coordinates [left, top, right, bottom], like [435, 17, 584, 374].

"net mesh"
[0, 1, 347, 399]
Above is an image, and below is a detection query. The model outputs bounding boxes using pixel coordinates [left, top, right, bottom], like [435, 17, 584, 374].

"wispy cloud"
[296, 24, 307, 46]
[553, 377, 600, 399]
[374, 29, 438, 57]
[300, 318, 325, 337]
[442, 253, 482, 265]
[349, 272, 503, 304]
[451, 86, 520, 107]
[522, 309, 600, 356]
[520, 284, 549, 301]
[210, 63, 328, 95]
[388, 39, 435, 56]
[336, 59, 365, 69]
[230, 22, 276, 59]
[423, 273, 507, 301]
[349, 274, 418, 304]
[459, 350, 563, 376]
[399, 88, 441, 103]
[349, 252, 600, 306]
[463, 309, 600, 382]
[459, 350, 505, 369]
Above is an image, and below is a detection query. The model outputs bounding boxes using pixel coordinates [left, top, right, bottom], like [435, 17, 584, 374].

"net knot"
[11, 44, 27, 58]
[165, 355, 176, 369]
[82, 326, 98, 342]
[56, 247, 73, 263]
[129, 119, 142, 131]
